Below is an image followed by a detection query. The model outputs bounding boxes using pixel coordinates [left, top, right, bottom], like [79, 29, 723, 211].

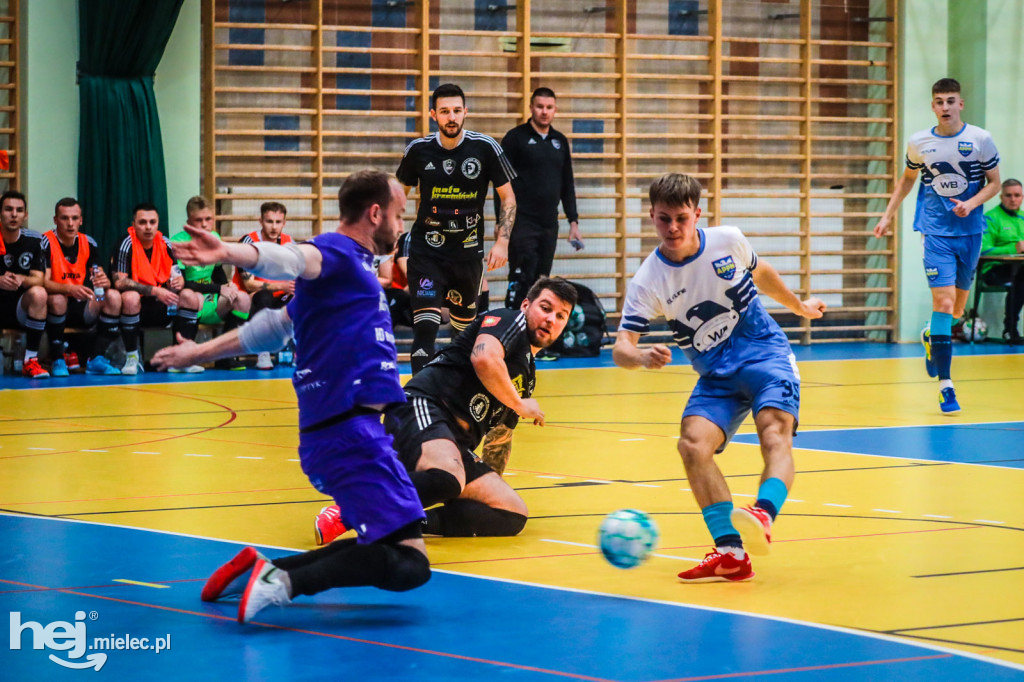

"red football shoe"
[201, 546, 266, 602]
[64, 351, 81, 371]
[677, 550, 754, 583]
[731, 505, 773, 555]
[314, 504, 347, 546]
[22, 357, 50, 380]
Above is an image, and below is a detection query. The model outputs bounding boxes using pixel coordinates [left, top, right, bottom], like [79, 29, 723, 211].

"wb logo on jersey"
[713, 256, 736, 280]
[958, 141, 974, 157]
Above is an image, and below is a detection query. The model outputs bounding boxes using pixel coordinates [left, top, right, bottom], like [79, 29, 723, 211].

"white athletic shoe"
[122, 351, 144, 376]
[238, 560, 291, 624]
[256, 352, 274, 370]
[168, 364, 205, 374]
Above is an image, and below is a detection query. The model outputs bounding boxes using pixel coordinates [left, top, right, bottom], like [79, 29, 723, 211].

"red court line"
[0, 577, 616, 682]
[648, 653, 953, 681]
[432, 525, 980, 566]
[0, 485, 314, 507]
[0, 388, 239, 460]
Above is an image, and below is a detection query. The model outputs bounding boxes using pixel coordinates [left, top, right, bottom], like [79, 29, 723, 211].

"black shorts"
[407, 253, 483, 312]
[384, 395, 493, 485]
[139, 297, 172, 328]
[66, 299, 100, 328]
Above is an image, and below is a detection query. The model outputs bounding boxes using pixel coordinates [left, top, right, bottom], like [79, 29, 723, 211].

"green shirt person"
[980, 179, 1024, 343]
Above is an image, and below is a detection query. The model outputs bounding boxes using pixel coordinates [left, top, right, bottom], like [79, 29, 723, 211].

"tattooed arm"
[115, 271, 177, 306]
[486, 182, 516, 271]
[480, 424, 514, 476]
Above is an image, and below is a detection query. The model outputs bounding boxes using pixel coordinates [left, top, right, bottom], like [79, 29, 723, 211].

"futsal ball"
[567, 304, 586, 332]
[598, 509, 659, 569]
[562, 332, 576, 349]
[575, 331, 591, 348]
[961, 317, 987, 341]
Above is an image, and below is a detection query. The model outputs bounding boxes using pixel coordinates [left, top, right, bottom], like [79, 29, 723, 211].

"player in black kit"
[314, 277, 577, 542]
[396, 82, 518, 374]
[499, 87, 582, 308]
[0, 191, 51, 379]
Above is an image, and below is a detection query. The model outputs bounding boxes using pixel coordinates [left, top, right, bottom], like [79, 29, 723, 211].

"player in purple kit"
[152, 170, 430, 624]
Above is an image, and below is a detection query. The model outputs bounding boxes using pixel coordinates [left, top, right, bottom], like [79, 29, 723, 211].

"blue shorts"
[683, 353, 800, 453]
[922, 233, 982, 290]
[299, 414, 425, 544]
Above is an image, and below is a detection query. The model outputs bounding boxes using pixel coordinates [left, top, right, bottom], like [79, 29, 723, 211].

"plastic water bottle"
[166, 265, 181, 317]
[91, 265, 105, 301]
[11, 334, 24, 373]
[278, 340, 295, 366]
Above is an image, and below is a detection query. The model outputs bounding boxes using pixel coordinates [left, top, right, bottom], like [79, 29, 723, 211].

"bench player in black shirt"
[396, 82, 518, 373]
[0, 190, 51, 379]
[499, 87, 583, 308]
[314, 277, 577, 543]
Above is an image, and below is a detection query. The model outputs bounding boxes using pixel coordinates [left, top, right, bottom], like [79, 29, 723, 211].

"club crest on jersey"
[469, 393, 490, 422]
[482, 315, 501, 327]
[447, 289, 463, 306]
[712, 256, 736, 280]
[443, 159, 455, 175]
[958, 141, 973, 157]
[551, 139, 561, 150]
[461, 157, 481, 180]
[425, 231, 445, 247]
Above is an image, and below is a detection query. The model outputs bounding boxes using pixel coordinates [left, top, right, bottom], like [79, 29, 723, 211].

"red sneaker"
[201, 546, 265, 602]
[314, 505, 347, 546]
[64, 351, 81, 371]
[22, 357, 50, 380]
[731, 505, 773, 555]
[678, 550, 754, 583]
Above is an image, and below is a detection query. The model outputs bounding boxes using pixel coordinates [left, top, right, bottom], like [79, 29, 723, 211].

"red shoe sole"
[201, 547, 258, 602]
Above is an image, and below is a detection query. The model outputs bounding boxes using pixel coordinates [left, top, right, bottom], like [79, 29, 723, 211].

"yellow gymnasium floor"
[2, 345, 1023, 679]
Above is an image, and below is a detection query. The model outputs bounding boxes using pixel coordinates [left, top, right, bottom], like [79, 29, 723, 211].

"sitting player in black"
[314, 276, 577, 542]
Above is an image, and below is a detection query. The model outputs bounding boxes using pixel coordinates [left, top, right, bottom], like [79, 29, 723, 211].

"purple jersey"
[287, 232, 406, 431]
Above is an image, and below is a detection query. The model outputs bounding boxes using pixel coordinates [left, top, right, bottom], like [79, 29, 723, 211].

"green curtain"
[77, 0, 185, 260]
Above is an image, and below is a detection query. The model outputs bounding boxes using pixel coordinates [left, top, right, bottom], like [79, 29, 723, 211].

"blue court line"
[736, 421, 1024, 469]
[2, 514, 1020, 681]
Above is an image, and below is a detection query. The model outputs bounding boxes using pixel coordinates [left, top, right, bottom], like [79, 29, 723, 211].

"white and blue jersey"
[287, 233, 407, 431]
[619, 226, 792, 379]
[907, 123, 999, 237]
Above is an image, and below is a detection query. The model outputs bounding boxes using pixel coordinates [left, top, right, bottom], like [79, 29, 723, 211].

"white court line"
[236, 456, 263, 460]
[287, 458, 299, 462]
[133, 451, 161, 454]
[787, 499, 804, 503]
[80, 449, 108, 453]
[184, 453, 212, 458]
[536, 475, 564, 480]
[619, 438, 645, 442]
[634, 484, 660, 488]
[12, 513, 1021, 676]
[540, 539, 701, 562]
[873, 509, 902, 513]
[973, 519, 1005, 524]
[733, 493, 754, 498]
[28, 447, 56, 451]
[922, 514, 952, 519]
[823, 503, 852, 508]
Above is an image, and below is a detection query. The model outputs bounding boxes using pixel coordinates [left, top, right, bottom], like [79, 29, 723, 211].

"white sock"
[718, 545, 745, 560]
[24, 350, 38, 360]
[939, 379, 954, 390]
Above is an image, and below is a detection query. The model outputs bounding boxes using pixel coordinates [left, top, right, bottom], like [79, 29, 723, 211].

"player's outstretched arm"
[751, 260, 826, 319]
[470, 332, 544, 425]
[873, 166, 919, 237]
[152, 307, 294, 370]
[612, 329, 672, 370]
[172, 225, 323, 279]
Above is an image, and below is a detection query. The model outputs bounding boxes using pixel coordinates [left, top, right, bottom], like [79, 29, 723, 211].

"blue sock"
[755, 478, 789, 520]
[930, 312, 953, 380]
[702, 501, 741, 548]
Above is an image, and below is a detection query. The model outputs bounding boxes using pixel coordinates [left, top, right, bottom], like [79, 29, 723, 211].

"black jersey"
[0, 229, 44, 281]
[500, 122, 578, 225]
[405, 307, 536, 448]
[396, 131, 516, 262]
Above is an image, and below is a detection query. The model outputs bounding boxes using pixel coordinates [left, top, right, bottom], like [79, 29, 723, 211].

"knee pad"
[484, 509, 527, 537]
[376, 544, 431, 592]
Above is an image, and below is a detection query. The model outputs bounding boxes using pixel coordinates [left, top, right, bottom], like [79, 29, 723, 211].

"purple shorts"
[299, 414, 424, 544]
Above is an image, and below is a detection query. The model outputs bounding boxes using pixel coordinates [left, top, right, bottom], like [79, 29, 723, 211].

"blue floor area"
[2, 515, 1020, 681]
[3, 342, 1022, 391]
[737, 422, 1024, 469]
